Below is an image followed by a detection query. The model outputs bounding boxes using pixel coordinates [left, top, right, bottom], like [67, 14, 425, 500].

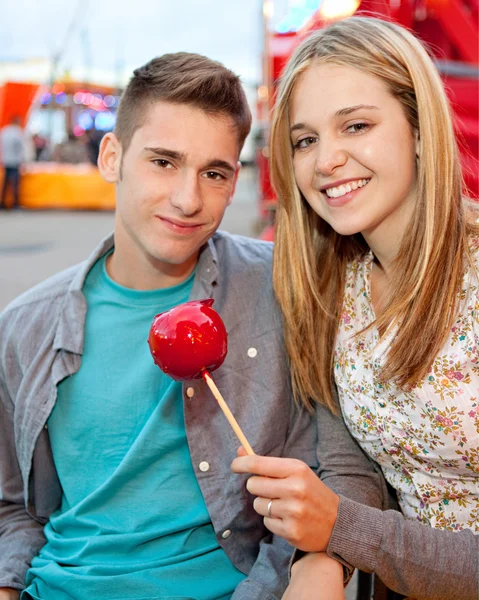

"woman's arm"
[232, 402, 478, 600]
[316, 393, 478, 599]
[282, 553, 345, 600]
[329, 495, 478, 600]
[313, 402, 389, 509]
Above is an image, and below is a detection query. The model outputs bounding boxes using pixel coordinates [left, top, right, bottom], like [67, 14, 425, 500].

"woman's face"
[290, 62, 418, 253]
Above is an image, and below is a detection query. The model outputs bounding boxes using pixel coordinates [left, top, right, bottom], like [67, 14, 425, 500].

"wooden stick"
[202, 371, 255, 455]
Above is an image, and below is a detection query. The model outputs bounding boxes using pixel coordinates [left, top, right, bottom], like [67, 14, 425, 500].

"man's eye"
[153, 159, 173, 168]
[204, 171, 224, 180]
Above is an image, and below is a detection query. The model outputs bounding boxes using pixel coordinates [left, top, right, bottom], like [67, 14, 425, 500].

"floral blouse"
[335, 244, 479, 533]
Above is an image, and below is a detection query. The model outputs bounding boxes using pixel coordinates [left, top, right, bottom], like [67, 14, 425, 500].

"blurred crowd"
[0, 117, 103, 209]
[31, 129, 102, 165]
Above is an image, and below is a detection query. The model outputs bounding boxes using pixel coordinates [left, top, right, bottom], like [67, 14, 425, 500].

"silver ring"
[267, 499, 274, 519]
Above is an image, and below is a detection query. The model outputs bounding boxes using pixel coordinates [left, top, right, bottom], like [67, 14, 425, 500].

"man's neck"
[105, 248, 198, 291]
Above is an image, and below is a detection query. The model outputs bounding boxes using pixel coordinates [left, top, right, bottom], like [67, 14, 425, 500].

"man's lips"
[156, 216, 204, 232]
[156, 215, 203, 229]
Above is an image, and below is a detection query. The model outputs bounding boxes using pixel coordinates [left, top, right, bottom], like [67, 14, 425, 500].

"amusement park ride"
[258, 0, 479, 240]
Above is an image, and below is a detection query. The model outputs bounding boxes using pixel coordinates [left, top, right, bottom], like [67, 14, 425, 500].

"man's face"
[100, 101, 241, 286]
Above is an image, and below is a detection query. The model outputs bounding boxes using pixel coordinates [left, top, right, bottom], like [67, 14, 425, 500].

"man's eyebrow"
[335, 104, 379, 117]
[204, 159, 236, 175]
[143, 147, 186, 162]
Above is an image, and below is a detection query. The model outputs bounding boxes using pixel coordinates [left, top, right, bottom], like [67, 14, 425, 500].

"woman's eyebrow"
[290, 104, 379, 134]
[335, 104, 379, 117]
[290, 122, 309, 134]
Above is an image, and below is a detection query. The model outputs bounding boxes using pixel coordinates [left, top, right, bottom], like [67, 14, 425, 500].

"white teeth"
[325, 178, 370, 198]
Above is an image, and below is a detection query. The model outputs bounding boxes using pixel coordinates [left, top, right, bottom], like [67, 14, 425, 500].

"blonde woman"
[233, 17, 479, 600]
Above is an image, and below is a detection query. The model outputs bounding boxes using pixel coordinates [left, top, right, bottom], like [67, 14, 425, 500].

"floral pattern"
[335, 248, 479, 533]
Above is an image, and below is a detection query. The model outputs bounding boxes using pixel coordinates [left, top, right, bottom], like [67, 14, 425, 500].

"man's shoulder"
[1, 262, 83, 318]
[211, 232, 277, 308]
[213, 230, 273, 268]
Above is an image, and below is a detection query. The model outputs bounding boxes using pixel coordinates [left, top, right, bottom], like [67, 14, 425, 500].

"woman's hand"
[283, 553, 346, 600]
[231, 453, 340, 552]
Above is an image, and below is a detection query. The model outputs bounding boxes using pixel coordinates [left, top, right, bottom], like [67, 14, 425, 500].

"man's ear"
[227, 161, 242, 206]
[98, 132, 122, 183]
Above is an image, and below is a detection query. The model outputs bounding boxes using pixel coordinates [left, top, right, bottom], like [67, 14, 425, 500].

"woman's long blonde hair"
[271, 16, 477, 412]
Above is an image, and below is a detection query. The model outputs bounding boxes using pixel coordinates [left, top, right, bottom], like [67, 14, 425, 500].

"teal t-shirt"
[23, 253, 245, 600]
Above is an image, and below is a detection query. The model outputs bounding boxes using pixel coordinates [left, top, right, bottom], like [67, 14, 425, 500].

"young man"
[0, 53, 383, 600]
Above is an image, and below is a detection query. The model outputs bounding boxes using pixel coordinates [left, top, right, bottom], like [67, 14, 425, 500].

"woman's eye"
[346, 123, 370, 134]
[293, 136, 317, 150]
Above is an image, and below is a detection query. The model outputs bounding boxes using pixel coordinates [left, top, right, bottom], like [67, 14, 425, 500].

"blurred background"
[0, 0, 478, 308]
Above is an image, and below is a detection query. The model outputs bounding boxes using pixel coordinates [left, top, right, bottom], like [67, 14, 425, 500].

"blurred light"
[257, 85, 269, 101]
[263, 0, 274, 19]
[319, 0, 360, 19]
[83, 93, 93, 105]
[55, 92, 67, 105]
[73, 125, 85, 137]
[73, 92, 84, 104]
[52, 83, 65, 94]
[40, 92, 52, 105]
[104, 95, 115, 107]
[78, 111, 94, 130]
[88, 94, 103, 110]
[276, 0, 320, 33]
[95, 110, 116, 131]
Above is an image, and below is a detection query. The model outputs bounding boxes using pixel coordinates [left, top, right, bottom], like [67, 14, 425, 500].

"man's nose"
[170, 173, 203, 215]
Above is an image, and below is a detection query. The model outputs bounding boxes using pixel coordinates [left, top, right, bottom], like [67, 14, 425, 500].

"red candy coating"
[148, 299, 228, 381]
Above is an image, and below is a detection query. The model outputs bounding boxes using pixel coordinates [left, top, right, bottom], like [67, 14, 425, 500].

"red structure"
[258, 0, 479, 238]
[0, 82, 40, 128]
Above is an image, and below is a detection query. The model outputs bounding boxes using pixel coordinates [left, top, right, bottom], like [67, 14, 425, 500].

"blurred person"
[52, 132, 90, 164]
[232, 16, 479, 600]
[32, 133, 48, 161]
[84, 128, 102, 166]
[0, 52, 384, 600]
[0, 116, 26, 209]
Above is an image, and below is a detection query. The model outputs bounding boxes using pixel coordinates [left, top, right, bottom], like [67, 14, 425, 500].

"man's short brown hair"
[115, 52, 252, 153]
